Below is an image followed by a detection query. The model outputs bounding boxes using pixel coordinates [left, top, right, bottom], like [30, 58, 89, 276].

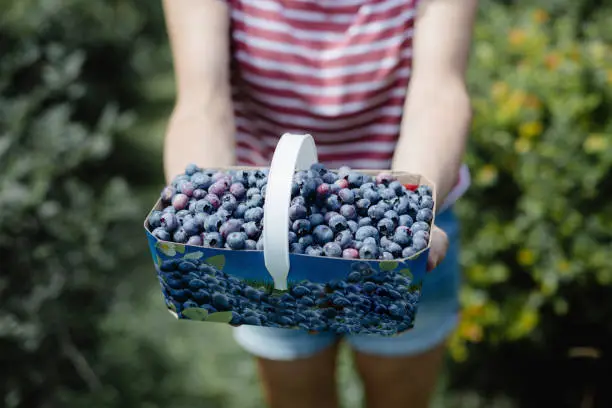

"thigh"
[233, 326, 341, 408]
[353, 342, 446, 408]
[257, 342, 341, 408]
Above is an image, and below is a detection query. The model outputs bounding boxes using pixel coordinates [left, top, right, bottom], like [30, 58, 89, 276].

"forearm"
[392, 83, 472, 206]
[162, 0, 234, 183]
[163, 100, 235, 182]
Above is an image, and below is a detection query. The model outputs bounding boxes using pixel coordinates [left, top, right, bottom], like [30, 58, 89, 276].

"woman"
[162, 0, 476, 407]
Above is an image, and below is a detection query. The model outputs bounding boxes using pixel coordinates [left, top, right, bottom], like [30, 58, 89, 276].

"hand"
[426, 224, 449, 272]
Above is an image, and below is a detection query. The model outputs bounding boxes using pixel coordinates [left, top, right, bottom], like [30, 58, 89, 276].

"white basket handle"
[263, 133, 318, 290]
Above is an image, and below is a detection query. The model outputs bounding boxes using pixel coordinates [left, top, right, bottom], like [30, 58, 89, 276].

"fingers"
[426, 225, 449, 272]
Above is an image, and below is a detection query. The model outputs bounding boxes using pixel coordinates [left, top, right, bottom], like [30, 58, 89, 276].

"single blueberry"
[160, 213, 179, 232]
[367, 205, 385, 221]
[298, 234, 314, 248]
[417, 185, 433, 197]
[339, 204, 357, 220]
[290, 242, 305, 254]
[410, 221, 430, 234]
[358, 217, 372, 227]
[355, 225, 379, 241]
[326, 195, 341, 211]
[173, 228, 189, 243]
[203, 232, 223, 248]
[334, 230, 353, 249]
[305, 245, 324, 257]
[416, 208, 434, 223]
[377, 218, 395, 237]
[420, 195, 434, 210]
[359, 243, 379, 259]
[244, 207, 264, 223]
[289, 204, 308, 221]
[152, 227, 171, 241]
[309, 213, 325, 227]
[328, 214, 348, 233]
[323, 242, 343, 258]
[292, 219, 311, 236]
[398, 214, 414, 228]
[313, 225, 334, 244]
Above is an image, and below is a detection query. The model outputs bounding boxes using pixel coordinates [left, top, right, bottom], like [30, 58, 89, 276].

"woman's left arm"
[393, 0, 478, 206]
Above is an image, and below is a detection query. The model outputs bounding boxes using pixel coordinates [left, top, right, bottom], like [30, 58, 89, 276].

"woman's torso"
[227, 0, 469, 210]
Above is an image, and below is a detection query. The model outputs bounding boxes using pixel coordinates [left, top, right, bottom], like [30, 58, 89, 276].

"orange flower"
[509, 29, 527, 47]
[545, 53, 561, 70]
[532, 9, 549, 24]
[524, 94, 542, 110]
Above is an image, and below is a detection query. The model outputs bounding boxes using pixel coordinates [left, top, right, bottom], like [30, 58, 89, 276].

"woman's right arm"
[162, 0, 235, 182]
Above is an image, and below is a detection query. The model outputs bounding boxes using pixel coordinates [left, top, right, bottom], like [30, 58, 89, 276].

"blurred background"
[2, 0, 612, 407]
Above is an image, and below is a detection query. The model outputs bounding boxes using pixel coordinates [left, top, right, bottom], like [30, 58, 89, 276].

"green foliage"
[446, 0, 612, 403]
[0, 1, 177, 407]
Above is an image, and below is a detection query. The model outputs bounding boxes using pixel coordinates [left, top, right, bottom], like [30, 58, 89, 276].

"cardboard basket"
[144, 134, 436, 336]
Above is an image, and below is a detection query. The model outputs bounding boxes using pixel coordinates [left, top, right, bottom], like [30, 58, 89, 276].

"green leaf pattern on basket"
[181, 308, 209, 321]
[380, 261, 399, 271]
[154, 254, 162, 265]
[205, 255, 225, 271]
[399, 269, 413, 279]
[206, 311, 234, 323]
[183, 251, 204, 261]
[167, 301, 176, 312]
[156, 242, 186, 257]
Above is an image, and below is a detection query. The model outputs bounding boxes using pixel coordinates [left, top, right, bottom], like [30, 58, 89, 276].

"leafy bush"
[0, 1, 181, 407]
[447, 0, 612, 404]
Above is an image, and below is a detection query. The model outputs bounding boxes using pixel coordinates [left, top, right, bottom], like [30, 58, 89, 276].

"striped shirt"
[227, 0, 470, 211]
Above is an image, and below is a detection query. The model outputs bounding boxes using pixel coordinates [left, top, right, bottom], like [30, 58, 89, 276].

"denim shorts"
[233, 209, 461, 360]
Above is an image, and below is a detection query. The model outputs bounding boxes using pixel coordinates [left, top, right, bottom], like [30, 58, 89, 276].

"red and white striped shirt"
[228, 0, 470, 211]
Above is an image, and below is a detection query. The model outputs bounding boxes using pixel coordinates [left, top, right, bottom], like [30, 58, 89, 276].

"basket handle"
[263, 133, 318, 290]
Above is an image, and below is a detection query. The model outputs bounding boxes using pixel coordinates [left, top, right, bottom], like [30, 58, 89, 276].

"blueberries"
[242, 221, 261, 240]
[328, 214, 348, 233]
[313, 225, 334, 244]
[286, 203, 306, 221]
[244, 207, 264, 223]
[412, 237, 428, 251]
[204, 214, 223, 232]
[367, 205, 385, 221]
[203, 232, 223, 248]
[411, 221, 430, 234]
[219, 219, 243, 239]
[292, 219, 311, 236]
[150, 165, 436, 264]
[309, 213, 325, 227]
[377, 218, 395, 237]
[359, 243, 379, 259]
[402, 246, 418, 258]
[173, 228, 189, 243]
[152, 227, 170, 241]
[323, 242, 343, 257]
[339, 204, 357, 220]
[160, 213, 179, 232]
[148, 210, 163, 228]
[420, 195, 434, 210]
[172, 193, 189, 211]
[326, 195, 341, 211]
[347, 172, 364, 188]
[290, 242, 305, 254]
[417, 185, 432, 197]
[416, 208, 434, 223]
[393, 226, 411, 247]
[355, 226, 379, 241]
[398, 214, 414, 228]
[305, 245, 324, 257]
[338, 188, 355, 204]
[334, 230, 353, 249]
